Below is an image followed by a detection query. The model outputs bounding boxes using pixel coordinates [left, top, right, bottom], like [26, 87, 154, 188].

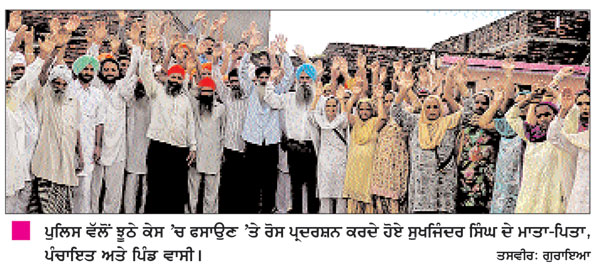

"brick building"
[432, 10, 590, 65]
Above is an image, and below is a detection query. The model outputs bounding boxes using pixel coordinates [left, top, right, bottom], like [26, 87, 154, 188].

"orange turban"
[198, 77, 216, 90]
[167, 64, 186, 77]
[201, 62, 212, 71]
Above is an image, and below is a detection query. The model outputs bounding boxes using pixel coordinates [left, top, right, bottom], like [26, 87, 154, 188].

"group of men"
[5, 10, 590, 214]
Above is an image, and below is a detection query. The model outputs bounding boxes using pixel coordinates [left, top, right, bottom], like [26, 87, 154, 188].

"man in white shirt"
[140, 30, 197, 213]
[69, 54, 104, 214]
[188, 77, 226, 213]
[265, 63, 320, 213]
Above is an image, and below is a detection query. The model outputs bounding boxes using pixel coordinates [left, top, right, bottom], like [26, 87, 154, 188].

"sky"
[270, 11, 516, 57]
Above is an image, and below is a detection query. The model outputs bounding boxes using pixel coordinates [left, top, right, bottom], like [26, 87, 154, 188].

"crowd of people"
[5, 11, 590, 214]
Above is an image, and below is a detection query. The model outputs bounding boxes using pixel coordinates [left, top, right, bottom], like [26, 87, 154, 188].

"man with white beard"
[265, 63, 320, 213]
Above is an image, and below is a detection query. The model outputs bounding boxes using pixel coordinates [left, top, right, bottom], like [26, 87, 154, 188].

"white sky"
[270, 11, 516, 56]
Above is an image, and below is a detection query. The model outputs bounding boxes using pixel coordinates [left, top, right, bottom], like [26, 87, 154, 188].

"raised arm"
[274, 34, 293, 94]
[139, 25, 162, 99]
[477, 90, 504, 130]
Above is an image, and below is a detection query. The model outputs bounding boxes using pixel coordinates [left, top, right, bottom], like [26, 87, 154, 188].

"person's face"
[423, 98, 441, 121]
[6, 78, 13, 90]
[237, 43, 248, 55]
[51, 77, 68, 94]
[199, 88, 214, 98]
[79, 64, 95, 83]
[11, 64, 25, 81]
[323, 86, 333, 97]
[576, 94, 590, 121]
[535, 105, 555, 130]
[168, 73, 184, 85]
[205, 40, 215, 55]
[201, 69, 211, 79]
[151, 47, 163, 63]
[343, 92, 351, 103]
[383, 92, 394, 112]
[154, 70, 167, 83]
[258, 55, 269, 66]
[325, 98, 339, 121]
[298, 72, 312, 86]
[101, 61, 119, 83]
[119, 58, 130, 76]
[474, 94, 490, 115]
[229, 76, 240, 88]
[257, 72, 270, 86]
[358, 102, 373, 121]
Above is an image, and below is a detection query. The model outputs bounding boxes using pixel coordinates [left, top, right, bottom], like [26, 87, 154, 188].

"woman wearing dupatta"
[391, 74, 472, 213]
[343, 83, 386, 214]
[506, 94, 565, 213]
[370, 91, 409, 213]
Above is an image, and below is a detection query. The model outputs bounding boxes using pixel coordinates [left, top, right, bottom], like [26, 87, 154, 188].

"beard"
[50, 85, 65, 100]
[134, 81, 146, 100]
[205, 48, 213, 55]
[78, 72, 94, 84]
[231, 85, 243, 99]
[198, 95, 214, 115]
[166, 81, 183, 96]
[295, 83, 313, 105]
[98, 72, 118, 84]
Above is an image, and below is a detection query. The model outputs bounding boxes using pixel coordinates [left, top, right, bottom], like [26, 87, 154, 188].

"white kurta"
[191, 101, 226, 175]
[309, 111, 348, 198]
[70, 81, 104, 176]
[126, 95, 151, 174]
[506, 106, 565, 213]
[558, 107, 589, 213]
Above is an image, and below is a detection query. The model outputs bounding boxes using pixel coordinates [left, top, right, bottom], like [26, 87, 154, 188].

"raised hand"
[248, 33, 262, 51]
[93, 21, 108, 44]
[128, 20, 142, 45]
[24, 27, 35, 46]
[379, 66, 387, 83]
[223, 42, 234, 56]
[373, 84, 384, 99]
[145, 25, 160, 49]
[492, 89, 505, 103]
[194, 11, 207, 24]
[116, 10, 128, 25]
[65, 14, 81, 33]
[557, 66, 575, 79]
[8, 11, 22, 32]
[39, 37, 57, 60]
[275, 34, 287, 53]
[218, 12, 228, 26]
[393, 59, 403, 74]
[12, 25, 28, 46]
[109, 35, 121, 53]
[340, 57, 349, 75]
[268, 41, 278, 56]
[315, 60, 324, 77]
[49, 17, 61, 35]
[357, 52, 366, 69]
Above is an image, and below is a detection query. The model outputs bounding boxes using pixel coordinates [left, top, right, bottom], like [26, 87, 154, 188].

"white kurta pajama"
[6, 58, 44, 212]
[70, 80, 105, 213]
[124, 94, 151, 213]
[188, 101, 226, 214]
[90, 45, 141, 214]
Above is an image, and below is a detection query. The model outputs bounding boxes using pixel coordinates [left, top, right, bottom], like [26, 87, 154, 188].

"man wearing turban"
[264, 62, 321, 213]
[139, 34, 197, 213]
[187, 77, 226, 213]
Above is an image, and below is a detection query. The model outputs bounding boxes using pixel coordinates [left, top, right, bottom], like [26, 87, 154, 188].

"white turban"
[48, 65, 74, 85]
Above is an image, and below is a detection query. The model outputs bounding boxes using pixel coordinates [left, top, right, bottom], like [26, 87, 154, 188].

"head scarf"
[73, 55, 100, 75]
[167, 64, 186, 77]
[296, 63, 317, 81]
[48, 65, 74, 85]
[198, 77, 216, 90]
[352, 98, 378, 145]
[418, 95, 462, 149]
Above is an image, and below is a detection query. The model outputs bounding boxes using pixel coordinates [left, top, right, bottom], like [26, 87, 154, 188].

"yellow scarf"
[352, 98, 377, 145]
[418, 95, 462, 150]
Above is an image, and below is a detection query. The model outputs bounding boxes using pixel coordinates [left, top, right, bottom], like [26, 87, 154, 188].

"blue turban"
[296, 63, 317, 81]
[72, 55, 100, 75]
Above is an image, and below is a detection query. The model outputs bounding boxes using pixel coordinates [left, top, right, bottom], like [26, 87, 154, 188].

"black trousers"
[245, 142, 279, 214]
[218, 148, 249, 213]
[144, 140, 189, 214]
[287, 140, 319, 213]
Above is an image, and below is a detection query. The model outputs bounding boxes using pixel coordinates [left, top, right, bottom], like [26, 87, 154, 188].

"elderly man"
[140, 30, 197, 213]
[29, 38, 84, 213]
[187, 77, 226, 213]
[265, 63, 320, 213]
[239, 34, 293, 213]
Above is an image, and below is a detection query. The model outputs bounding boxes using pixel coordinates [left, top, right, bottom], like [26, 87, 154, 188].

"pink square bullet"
[12, 221, 30, 240]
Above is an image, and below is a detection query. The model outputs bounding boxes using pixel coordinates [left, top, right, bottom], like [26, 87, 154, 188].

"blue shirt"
[240, 52, 293, 145]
